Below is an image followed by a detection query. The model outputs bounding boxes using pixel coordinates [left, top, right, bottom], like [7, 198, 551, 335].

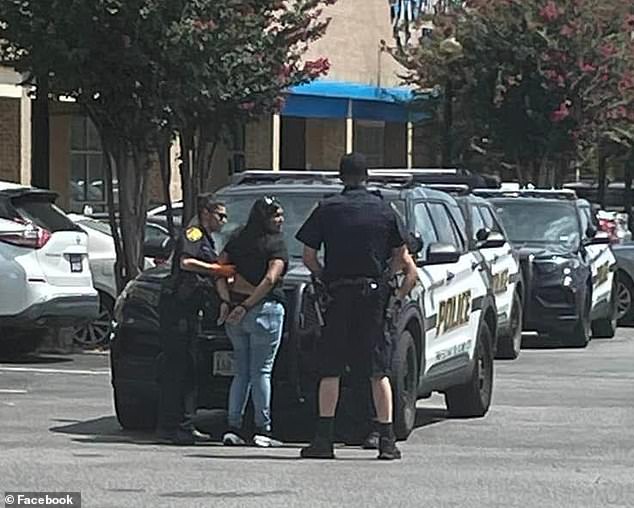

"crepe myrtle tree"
[158, 0, 334, 225]
[1, 0, 334, 289]
[390, 0, 634, 186]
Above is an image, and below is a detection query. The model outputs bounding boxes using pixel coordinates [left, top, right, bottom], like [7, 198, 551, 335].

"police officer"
[296, 153, 417, 460]
[156, 193, 235, 445]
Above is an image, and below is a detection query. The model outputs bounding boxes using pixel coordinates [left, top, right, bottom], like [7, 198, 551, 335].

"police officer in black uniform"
[156, 194, 235, 445]
[296, 153, 417, 460]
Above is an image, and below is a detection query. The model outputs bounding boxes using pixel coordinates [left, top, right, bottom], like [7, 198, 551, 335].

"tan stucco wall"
[305, 118, 346, 170]
[305, 0, 402, 87]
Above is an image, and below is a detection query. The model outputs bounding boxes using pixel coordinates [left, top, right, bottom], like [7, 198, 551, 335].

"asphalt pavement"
[0, 331, 633, 508]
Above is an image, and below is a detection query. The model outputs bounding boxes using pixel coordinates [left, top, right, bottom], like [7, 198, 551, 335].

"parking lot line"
[0, 389, 28, 393]
[0, 366, 109, 375]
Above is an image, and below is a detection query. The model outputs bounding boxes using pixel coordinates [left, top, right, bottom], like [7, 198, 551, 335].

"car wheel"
[445, 321, 493, 418]
[391, 330, 418, 440]
[72, 292, 113, 349]
[113, 386, 158, 431]
[592, 280, 617, 339]
[569, 288, 591, 348]
[616, 272, 634, 325]
[496, 291, 523, 360]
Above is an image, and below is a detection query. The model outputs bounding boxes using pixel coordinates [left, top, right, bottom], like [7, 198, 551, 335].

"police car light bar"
[232, 170, 339, 185]
[370, 168, 461, 175]
[424, 183, 471, 195]
[473, 188, 578, 200]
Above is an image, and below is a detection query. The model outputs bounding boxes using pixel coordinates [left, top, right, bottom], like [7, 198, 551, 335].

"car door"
[578, 202, 615, 310]
[478, 204, 518, 325]
[416, 200, 475, 374]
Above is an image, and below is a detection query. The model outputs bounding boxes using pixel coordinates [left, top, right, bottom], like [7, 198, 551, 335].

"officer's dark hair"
[339, 152, 368, 185]
[197, 193, 224, 216]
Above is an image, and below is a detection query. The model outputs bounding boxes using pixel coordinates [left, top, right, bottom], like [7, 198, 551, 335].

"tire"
[113, 387, 158, 431]
[445, 321, 494, 418]
[569, 287, 591, 348]
[72, 292, 114, 349]
[616, 272, 634, 325]
[592, 280, 617, 339]
[496, 291, 523, 360]
[390, 330, 418, 440]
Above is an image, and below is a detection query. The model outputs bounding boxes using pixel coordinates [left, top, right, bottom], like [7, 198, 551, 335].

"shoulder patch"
[185, 226, 203, 242]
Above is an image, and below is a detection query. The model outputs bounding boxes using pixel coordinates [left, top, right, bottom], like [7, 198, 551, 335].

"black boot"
[300, 417, 335, 459]
[300, 436, 335, 459]
[362, 420, 380, 450]
[378, 436, 402, 460]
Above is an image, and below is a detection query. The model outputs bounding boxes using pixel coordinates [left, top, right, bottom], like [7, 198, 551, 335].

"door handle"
[492, 255, 499, 263]
[446, 271, 455, 281]
[471, 261, 482, 271]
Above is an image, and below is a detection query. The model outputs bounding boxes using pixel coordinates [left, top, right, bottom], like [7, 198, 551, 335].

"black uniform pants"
[156, 293, 199, 434]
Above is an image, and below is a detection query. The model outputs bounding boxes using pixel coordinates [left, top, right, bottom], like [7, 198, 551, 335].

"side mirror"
[584, 231, 610, 246]
[424, 242, 461, 265]
[407, 232, 424, 256]
[475, 228, 491, 243]
[479, 231, 506, 249]
[143, 236, 174, 260]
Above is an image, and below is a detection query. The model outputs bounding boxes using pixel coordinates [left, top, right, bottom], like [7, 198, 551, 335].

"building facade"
[1, 0, 441, 212]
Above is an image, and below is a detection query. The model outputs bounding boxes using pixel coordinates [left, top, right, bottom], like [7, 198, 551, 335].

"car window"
[413, 203, 438, 257]
[14, 198, 80, 232]
[470, 205, 486, 240]
[579, 205, 592, 235]
[480, 206, 503, 233]
[427, 202, 463, 250]
[145, 224, 169, 242]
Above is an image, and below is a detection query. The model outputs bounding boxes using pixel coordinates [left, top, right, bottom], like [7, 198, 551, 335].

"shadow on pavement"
[413, 407, 447, 431]
[0, 354, 74, 364]
[49, 416, 158, 445]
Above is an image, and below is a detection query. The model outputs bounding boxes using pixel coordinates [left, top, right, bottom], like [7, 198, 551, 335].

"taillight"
[0, 223, 51, 249]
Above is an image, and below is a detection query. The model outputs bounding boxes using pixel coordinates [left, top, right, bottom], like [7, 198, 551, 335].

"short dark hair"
[197, 193, 224, 215]
[339, 152, 368, 180]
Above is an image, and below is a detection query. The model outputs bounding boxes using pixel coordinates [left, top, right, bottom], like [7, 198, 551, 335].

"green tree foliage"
[1, 0, 333, 288]
[390, 0, 634, 185]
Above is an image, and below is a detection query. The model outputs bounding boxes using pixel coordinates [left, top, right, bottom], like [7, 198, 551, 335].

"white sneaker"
[252, 434, 282, 448]
[223, 430, 246, 446]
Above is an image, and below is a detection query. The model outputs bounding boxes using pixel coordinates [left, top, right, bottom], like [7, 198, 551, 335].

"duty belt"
[328, 277, 381, 291]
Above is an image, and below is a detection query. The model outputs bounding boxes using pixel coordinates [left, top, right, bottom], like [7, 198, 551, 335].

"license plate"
[69, 254, 83, 273]
[213, 351, 235, 376]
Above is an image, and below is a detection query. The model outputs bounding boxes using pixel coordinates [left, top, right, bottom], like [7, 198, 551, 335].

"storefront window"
[70, 116, 108, 214]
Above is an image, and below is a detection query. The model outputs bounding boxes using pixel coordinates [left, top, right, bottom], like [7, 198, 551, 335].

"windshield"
[492, 200, 580, 250]
[214, 192, 328, 258]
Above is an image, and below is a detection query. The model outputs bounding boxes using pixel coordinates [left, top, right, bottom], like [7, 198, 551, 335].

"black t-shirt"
[224, 230, 289, 303]
[295, 187, 406, 281]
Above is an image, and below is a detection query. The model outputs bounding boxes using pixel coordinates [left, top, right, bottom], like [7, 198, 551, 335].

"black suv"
[475, 189, 617, 347]
[110, 172, 498, 441]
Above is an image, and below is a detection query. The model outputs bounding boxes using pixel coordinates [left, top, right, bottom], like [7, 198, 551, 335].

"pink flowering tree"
[391, 0, 634, 186]
[1, 0, 334, 288]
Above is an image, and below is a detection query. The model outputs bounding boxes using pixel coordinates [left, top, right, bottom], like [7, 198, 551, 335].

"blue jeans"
[225, 300, 285, 431]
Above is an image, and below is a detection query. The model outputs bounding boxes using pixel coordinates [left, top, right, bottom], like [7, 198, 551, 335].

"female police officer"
[156, 194, 235, 445]
[296, 153, 417, 460]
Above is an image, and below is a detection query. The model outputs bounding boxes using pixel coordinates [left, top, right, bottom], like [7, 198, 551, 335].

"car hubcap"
[616, 282, 631, 320]
[73, 307, 112, 348]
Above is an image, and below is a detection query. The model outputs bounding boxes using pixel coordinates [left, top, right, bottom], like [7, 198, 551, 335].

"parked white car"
[0, 182, 98, 355]
[68, 215, 172, 348]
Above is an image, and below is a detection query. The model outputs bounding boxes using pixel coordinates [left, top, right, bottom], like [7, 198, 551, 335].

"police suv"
[475, 188, 617, 347]
[110, 171, 500, 441]
[371, 170, 524, 359]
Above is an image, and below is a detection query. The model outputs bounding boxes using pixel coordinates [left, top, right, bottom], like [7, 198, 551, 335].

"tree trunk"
[31, 74, 50, 189]
[179, 129, 196, 227]
[597, 144, 607, 209]
[626, 148, 634, 234]
[442, 79, 453, 168]
[158, 136, 175, 238]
